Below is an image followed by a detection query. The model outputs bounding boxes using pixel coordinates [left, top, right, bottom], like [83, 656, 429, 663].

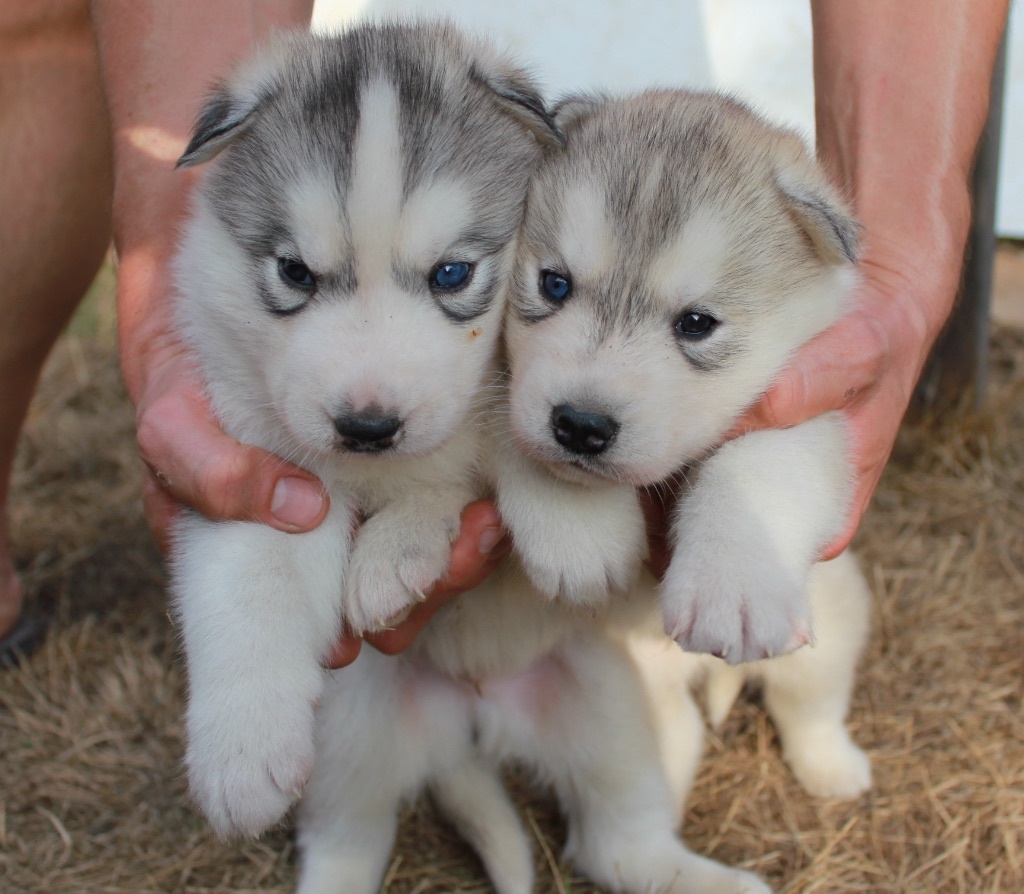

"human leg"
[0, 0, 112, 645]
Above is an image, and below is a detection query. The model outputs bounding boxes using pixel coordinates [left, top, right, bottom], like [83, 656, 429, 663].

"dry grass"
[2, 281, 1023, 893]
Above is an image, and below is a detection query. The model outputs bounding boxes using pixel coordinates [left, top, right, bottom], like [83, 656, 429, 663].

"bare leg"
[0, 0, 112, 640]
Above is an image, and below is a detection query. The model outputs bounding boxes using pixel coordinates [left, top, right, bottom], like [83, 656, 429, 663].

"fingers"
[323, 636, 363, 669]
[731, 310, 889, 437]
[426, 500, 511, 601]
[135, 378, 328, 548]
[324, 501, 510, 666]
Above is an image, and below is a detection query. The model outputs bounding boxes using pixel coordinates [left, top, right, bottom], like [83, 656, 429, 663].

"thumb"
[730, 310, 886, 438]
[136, 384, 328, 536]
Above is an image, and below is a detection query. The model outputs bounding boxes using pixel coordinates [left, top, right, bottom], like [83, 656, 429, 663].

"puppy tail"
[704, 663, 746, 730]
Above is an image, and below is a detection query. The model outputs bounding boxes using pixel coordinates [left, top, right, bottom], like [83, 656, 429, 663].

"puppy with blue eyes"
[498, 89, 863, 663]
[170, 22, 562, 840]
[495, 89, 872, 794]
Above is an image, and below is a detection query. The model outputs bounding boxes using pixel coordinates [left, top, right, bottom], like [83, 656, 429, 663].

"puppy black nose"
[550, 404, 619, 455]
[334, 410, 402, 452]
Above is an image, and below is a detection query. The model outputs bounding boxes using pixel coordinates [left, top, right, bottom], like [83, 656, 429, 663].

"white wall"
[313, 0, 1024, 238]
[1000, 2, 1024, 238]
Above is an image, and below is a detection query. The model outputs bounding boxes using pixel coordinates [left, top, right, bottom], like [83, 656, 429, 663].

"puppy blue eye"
[431, 262, 472, 290]
[541, 271, 572, 302]
[675, 311, 718, 338]
[278, 257, 316, 291]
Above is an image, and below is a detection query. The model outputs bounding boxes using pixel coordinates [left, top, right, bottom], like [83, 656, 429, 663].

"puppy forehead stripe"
[348, 77, 404, 287]
[556, 181, 615, 280]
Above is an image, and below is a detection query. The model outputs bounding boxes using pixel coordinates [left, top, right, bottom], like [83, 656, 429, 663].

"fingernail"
[478, 525, 507, 558]
[271, 477, 325, 528]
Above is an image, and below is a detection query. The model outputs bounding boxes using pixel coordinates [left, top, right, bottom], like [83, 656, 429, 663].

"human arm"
[91, 0, 322, 541]
[736, 0, 1009, 558]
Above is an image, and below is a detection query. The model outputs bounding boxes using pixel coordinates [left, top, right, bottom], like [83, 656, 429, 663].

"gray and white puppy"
[497, 90, 872, 798]
[499, 90, 862, 665]
[170, 22, 560, 839]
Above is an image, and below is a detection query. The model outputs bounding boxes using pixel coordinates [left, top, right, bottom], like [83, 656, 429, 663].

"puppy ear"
[177, 83, 269, 169]
[778, 175, 860, 265]
[774, 140, 859, 265]
[472, 63, 564, 148]
[551, 93, 604, 133]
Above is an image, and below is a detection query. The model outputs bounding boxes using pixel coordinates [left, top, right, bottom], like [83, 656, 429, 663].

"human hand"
[639, 247, 960, 569]
[116, 247, 330, 553]
[730, 251, 956, 560]
[803, 0, 1000, 559]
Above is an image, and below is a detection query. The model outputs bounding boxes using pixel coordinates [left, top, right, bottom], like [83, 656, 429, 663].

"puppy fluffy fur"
[172, 31, 867, 893]
[496, 86, 873, 807]
[500, 89, 862, 664]
[297, 86, 868, 894]
[171, 22, 560, 839]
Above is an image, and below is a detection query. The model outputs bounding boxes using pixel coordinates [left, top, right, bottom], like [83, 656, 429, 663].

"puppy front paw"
[511, 488, 645, 607]
[661, 537, 811, 665]
[186, 677, 319, 838]
[344, 513, 457, 633]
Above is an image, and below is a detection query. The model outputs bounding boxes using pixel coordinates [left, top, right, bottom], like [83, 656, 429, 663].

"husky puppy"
[497, 88, 873, 800]
[170, 22, 561, 839]
[499, 90, 862, 666]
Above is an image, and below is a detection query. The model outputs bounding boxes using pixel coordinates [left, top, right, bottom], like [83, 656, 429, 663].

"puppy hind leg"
[704, 662, 747, 731]
[562, 764, 770, 894]
[762, 668, 871, 800]
[759, 553, 871, 800]
[296, 685, 411, 894]
[296, 809, 399, 894]
[430, 759, 533, 894]
[545, 637, 770, 894]
[298, 647, 481, 894]
[625, 635, 706, 820]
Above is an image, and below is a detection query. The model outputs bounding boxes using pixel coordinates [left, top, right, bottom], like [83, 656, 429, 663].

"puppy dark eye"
[431, 262, 472, 291]
[675, 311, 718, 338]
[278, 257, 316, 291]
[541, 271, 572, 302]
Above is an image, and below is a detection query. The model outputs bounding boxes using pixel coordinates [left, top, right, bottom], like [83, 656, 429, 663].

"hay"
[2, 282, 1023, 893]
